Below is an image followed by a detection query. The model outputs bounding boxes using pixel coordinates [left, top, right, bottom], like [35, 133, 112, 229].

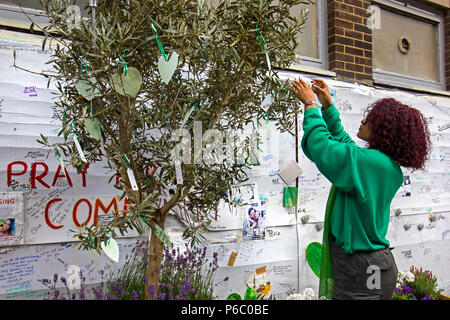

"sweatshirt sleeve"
[321, 104, 355, 144]
[301, 108, 368, 199]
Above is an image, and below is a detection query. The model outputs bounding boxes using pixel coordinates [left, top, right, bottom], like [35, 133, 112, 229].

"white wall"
[0, 32, 449, 300]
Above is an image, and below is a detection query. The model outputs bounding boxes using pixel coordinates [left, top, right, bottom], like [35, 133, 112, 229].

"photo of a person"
[0, 218, 15, 237]
[242, 206, 265, 241]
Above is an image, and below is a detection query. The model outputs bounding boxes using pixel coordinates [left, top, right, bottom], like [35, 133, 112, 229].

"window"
[372, 0, 445, 91]
[281, 0, 328, 72]
[0, 1, 90, 31]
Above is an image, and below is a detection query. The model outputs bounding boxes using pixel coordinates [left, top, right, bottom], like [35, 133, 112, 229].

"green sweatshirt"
[301, 105, 404, 254]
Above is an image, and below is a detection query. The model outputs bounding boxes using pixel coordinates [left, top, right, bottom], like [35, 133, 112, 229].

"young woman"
[290, 78, 431, 300]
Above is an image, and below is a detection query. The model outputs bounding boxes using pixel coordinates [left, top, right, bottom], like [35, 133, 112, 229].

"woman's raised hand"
[311, 79, 332, 109]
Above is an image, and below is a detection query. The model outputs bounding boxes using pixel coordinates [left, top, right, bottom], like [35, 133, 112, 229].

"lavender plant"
[38, 240, 219, 300]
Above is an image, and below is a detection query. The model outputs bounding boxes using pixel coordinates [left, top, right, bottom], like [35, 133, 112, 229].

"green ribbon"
[80, 60, 89, 78]
[151, 23, 168, 61]
[70, 121, 80, 138]
[121, 153, 131, 169]
[181, 100, 199, 129]
[273, 88, 289, 96]
[118, 50, 128, 76]
[256, 24, 268, 52]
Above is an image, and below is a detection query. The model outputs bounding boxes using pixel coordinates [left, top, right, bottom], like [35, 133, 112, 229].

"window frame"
[371, 0, 446, 91]
[286, 0, 330, 74]
[0, 3, 48, 30]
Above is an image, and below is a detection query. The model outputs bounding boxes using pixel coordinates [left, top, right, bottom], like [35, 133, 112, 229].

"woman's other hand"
[290, 78, 316, 105]
[311, 78, 332, 109]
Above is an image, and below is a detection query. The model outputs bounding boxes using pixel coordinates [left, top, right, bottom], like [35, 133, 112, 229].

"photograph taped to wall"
[231, 183, 259, 206]
[0, 192, 24, 246]
[242, 203, 266, 241]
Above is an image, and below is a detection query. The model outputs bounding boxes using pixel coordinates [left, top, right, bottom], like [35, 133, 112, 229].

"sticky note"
[256, 266, 266, 275]
[278, 160, 303, 185]
[227, 251, 238, 266]
[283, 186, 298, 207]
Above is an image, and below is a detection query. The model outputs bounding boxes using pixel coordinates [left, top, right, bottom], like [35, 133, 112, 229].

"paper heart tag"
[111, 67, 142, 98]
[100, 238, 120, 262]
[261, 94, 274, 111]
[89, 248, 99, 266]
[75, 77, 101, 101]
[152, 225, 173, 248]
[158, 51, 179, 84]
[84, 118, 102, 141]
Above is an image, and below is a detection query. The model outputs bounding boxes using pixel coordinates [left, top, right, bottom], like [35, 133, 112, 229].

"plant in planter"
[393, 266, 443, 300]
[22, 0, 312, 298]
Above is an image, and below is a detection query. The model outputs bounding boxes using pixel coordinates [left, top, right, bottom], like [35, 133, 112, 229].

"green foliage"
[404, 266, 442, 300]
[31, 0, 312, 261]
[394, 266, 443, 300]
[226, 287, 258, 300]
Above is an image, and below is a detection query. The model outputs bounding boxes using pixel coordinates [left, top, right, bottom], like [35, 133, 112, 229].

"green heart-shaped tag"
[306, 242, 323, 278]
[84, 118, 102, 141]
[100, 238, 119, 263]
[152, 225, 173, 248]
[158, 51, 179, 84]
[74, 77, 101, 101]
[111, 67, 142, 98]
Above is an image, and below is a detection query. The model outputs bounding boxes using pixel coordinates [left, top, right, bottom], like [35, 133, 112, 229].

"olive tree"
[22, 0, 312, 298]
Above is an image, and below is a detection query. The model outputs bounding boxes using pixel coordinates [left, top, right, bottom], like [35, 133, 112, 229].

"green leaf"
[244, 287, 258, 300]
[226, 293, 242, 300]
[42, 30, 48, 51]
[306, 242, 322, 278]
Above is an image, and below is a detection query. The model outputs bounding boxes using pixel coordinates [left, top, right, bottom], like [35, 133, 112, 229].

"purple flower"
[157, 293, 166, 300]
[131, 290, 139, 300]
[403, 285, 413, 294]
[53, 273, 58, 284]
[148, 285, 155, 298]
[61, 277, 66, 284]
[422, 295, 431, 300]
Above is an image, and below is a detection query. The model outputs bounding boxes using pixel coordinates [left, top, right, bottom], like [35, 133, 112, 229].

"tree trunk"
[145, 213, 166, 300]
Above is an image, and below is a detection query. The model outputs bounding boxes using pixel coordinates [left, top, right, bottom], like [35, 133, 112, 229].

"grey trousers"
[330, 234, 398, 300]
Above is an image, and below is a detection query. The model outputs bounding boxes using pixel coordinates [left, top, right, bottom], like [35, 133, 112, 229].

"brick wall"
[328, 0, 373, 85]
[446, 9, 450, 90]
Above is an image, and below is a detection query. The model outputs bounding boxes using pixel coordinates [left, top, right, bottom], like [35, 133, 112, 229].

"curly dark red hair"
[364, 98, 431, 171]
